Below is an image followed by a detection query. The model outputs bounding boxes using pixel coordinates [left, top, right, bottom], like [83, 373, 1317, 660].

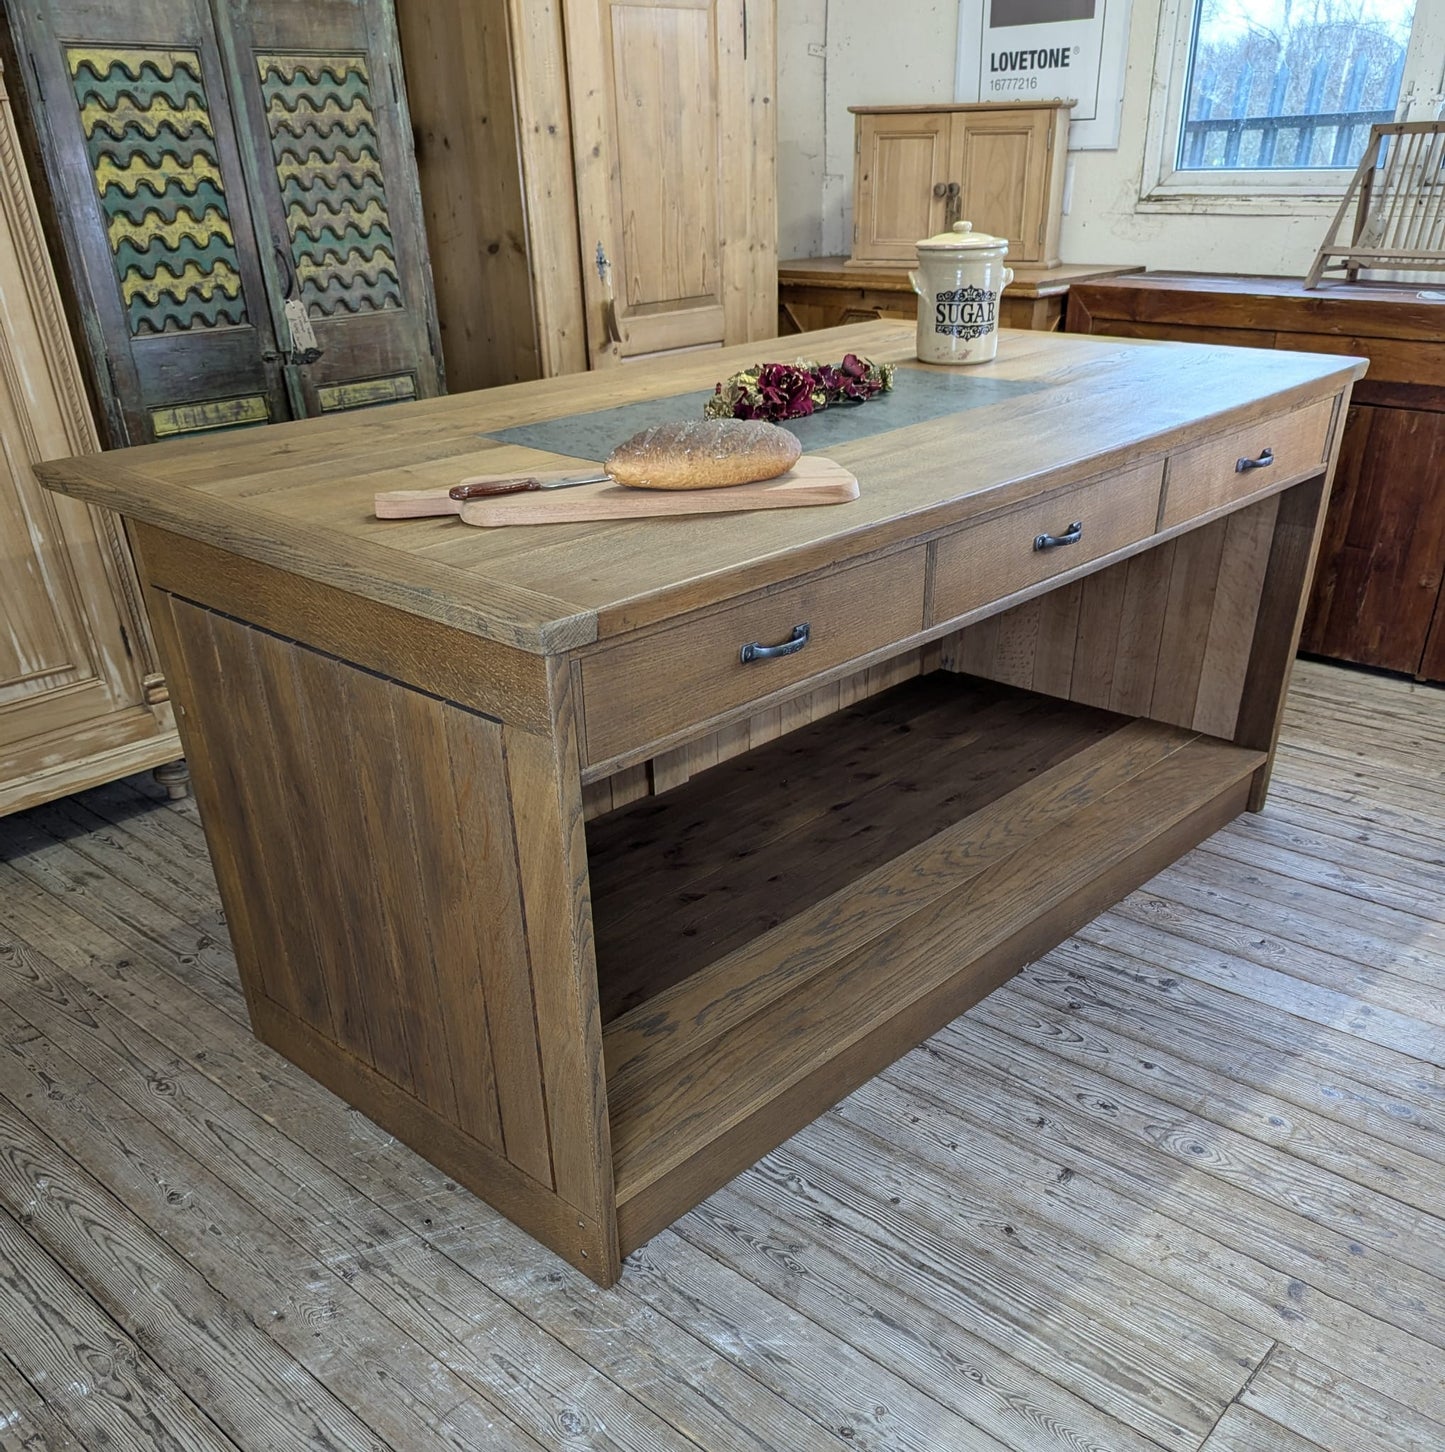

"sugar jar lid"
[916, 220, 1008, 251]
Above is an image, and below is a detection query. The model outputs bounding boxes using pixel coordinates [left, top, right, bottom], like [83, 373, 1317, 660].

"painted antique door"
[219, 0, 441, 417]
[8, 0, 290, 442]
[563, 0, 776, 365]
[4, 0, 440, 443]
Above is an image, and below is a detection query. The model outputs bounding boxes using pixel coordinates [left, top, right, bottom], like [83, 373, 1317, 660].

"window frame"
[1138, 0, 1445, 213]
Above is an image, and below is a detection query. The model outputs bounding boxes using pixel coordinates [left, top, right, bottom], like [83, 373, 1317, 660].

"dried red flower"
[704, 355, 895, 423]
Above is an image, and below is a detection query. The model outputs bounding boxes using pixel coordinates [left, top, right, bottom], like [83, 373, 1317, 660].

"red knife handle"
[449, 477, 542, 500]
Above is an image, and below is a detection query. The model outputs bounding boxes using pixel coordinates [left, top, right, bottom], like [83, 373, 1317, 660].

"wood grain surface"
[931, 460, 1162, 621]
[460, 459, 860, 526]
[847, 104, 1070, 267]
[0, 54, 178, 816]
[1, 659, 1440, 1452]
[590, 679, 1131, 1021]
[588, 671, 1265, 1247]
[147, 591, 615, 1275]
[578, 545, 926, 764]
[1160, 397, 1333, 530]
[1300, 400, 1445, 675]
[374, 457, 859, 522]
[394, 0, 550, 391]
[943, 493, 1282, 739]
[781, 256, 1143, 298]
[32, 326, 1366, 1292]
[37, 323, 1364, 652]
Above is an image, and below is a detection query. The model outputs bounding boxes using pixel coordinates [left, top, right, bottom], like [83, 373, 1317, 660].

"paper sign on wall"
[955, 0, 1132, 150]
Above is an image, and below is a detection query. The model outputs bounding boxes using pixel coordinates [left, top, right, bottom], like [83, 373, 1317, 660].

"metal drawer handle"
[740, 623, 810, 663]
[1034, 521, 1083, 551]
[1235, 446, 1275, 473]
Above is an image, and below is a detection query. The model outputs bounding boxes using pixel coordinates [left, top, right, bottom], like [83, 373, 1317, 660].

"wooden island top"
[40, 323, 1364, 1284]
[45, 322, 1353, 650]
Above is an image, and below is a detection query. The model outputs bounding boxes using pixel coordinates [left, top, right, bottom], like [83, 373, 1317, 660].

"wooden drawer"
[1161, 397, 1335, 530]
[579, 549, 928, 766]
[931, 461, 1163, 624]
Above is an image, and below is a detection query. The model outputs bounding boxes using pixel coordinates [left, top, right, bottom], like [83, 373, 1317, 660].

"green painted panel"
[257, 52, 401, 317]
[68, 44, 247, 336]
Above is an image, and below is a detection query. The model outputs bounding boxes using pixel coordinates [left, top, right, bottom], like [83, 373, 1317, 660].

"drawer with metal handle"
[930, 460, 1164, 626]
[578, 548, 927, 767]
[1160, 396, 1335, 530]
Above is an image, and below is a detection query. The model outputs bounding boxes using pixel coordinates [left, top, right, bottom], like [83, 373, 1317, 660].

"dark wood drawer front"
[931, 462, 1163, 625]
[1162, 397, 1335, 530]
[580, 549, 928, 766]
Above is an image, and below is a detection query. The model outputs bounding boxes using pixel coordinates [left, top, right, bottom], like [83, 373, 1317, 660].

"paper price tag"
[282, 297, 319, 354]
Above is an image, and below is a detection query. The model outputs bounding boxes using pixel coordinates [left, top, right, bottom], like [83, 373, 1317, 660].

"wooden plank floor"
[0, 658, 1440, 1452]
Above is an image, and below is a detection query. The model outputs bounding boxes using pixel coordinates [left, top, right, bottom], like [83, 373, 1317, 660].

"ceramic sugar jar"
[910, 220, 1014, 365]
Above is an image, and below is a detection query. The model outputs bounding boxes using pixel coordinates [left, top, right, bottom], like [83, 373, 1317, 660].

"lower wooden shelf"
[587, 672, 1266, 1253]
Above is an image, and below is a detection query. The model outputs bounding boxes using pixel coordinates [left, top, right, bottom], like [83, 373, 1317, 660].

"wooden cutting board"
[374, 456, 858, 527]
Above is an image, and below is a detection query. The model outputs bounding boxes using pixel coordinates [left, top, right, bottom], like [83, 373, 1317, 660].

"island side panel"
[1231, 473, 1333, 809]
[501, 658, 621, 1275]
[128, 523, 620, 1282]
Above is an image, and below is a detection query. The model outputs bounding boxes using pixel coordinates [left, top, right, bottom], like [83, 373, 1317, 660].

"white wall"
[776, 0, 829, 260]
[778, 0, 1334, 274]
[778, 3, 960, 259]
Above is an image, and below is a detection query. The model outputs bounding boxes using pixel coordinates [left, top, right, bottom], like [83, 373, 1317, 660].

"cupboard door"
[6, 0, 292, 443]
[1420, 592, 1445, 683]
[218, 0, 443, 413]
[0, 383, 158, 778]
[1298, 401, 1445, 677]
[852, 111, 951, 264]
[952, 107, 1053, 264]
[564, 0, 776, 365]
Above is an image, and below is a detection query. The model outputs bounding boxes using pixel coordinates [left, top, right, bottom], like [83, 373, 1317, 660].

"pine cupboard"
[0, 59, 178, 815]
[848, 102, 1071, 269]
[395, 0, 777, 391]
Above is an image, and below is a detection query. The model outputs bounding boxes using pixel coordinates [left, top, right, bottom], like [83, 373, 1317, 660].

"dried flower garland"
[704, 353, 895, 423]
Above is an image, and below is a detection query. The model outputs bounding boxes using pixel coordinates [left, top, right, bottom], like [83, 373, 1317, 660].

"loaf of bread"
[605, 419, 802, 490]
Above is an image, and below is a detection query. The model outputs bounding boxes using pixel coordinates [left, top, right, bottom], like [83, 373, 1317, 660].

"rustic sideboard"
[782, 258, 1141, 335]
[1068, 272, 1445, 681]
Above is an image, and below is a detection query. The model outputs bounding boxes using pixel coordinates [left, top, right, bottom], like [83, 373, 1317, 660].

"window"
[1142, 0, 1445, 206]
[1181, 0, 1412, 170]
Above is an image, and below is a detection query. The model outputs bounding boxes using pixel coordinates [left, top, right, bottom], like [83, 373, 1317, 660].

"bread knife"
[449, 471, 611, 500]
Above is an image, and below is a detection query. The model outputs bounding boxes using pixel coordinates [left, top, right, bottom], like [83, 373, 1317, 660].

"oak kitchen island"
[39, 323, 1363, 1286]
